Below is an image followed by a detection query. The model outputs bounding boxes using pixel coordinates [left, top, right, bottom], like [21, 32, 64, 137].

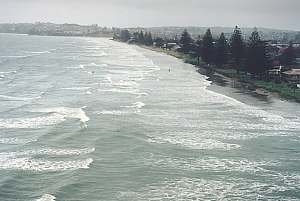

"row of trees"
[115, 27, 297, 77]
[117, 30, 153, 46]
[178, 26, 297, 76]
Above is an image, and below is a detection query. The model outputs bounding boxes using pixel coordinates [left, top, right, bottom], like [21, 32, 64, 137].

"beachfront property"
[267, 66, 300, 84]
[282, 69, 300, 83]
[267, 66, 283, 79]
[163, 42, 181, 51]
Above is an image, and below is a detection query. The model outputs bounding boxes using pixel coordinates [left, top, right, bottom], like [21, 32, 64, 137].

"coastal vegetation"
[114, 26, 300, 102]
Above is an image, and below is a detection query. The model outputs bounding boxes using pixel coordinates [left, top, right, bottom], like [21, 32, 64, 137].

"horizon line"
[0, 21, 299, 32]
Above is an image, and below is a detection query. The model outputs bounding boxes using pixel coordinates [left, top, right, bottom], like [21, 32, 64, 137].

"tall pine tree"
[201, 29, 214, 64]
[215, 33, 229, 67]
[195, 36, 202, 65]
[179, 29, 194, 54]
[154, 37, 165, 47]
[145, 32, 153, 46]
[144, 32, 149, 44]
[230, 26, 245, 74]
[138, 31, 145, 44]
[133, 32, 139, 41]
[246, 29, 270, 76]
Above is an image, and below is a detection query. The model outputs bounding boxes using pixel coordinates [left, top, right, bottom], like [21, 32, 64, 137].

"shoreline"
[139, 45, 299, 104]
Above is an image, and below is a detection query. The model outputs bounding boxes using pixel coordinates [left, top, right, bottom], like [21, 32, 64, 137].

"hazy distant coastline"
[0, 22, 299, 41]
[0, 22, 114, 37]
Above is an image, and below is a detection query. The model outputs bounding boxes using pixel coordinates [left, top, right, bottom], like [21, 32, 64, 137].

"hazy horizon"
[0, 22, 299, 32]
[0, 0, 299, 31]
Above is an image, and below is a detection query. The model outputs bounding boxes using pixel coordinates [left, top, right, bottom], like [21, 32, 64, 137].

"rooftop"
[283, 69, 300, 76]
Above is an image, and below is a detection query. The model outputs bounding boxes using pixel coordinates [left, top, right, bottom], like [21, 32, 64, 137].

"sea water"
[0, 33, 300, 200]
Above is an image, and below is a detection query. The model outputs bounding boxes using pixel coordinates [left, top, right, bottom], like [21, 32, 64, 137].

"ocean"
[0, 33, 300, 200]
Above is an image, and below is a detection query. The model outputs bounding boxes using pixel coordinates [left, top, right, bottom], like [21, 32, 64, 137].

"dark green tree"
[145, 32, 153, 46]
[195, 36, 202, 65]
[280, 43, 297, 67]
[179, 29, 194, 54]
[120, 29, 130, 42]
[201, 29, 214, 64]
[138, 31, 145, 44]
[246, 29, 270, 75]
[144, 32, 148, 43]
[215, 33, 229, 67]
[230, 26, 245, 74]
[113, 32, 119, 40]
[133, 32, 139, 41]
[154, 37, 165, 47]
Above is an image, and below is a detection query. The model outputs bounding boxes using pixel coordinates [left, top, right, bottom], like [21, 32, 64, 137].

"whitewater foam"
[117, 177, 296, 200]
[98, 88, 148, 97]
[0, 147, 95, 157]
[72, 63, 108, 70]
[0, 70, 17, 74]
[0, 137, 37, 145]
[0, 113, 65, 129]
[33, 107, 90, 124]
[0, 156, 93, 172]
[84, 47, 102, 50]
[148, 136, 240, 150]
[65, 66, 84, 69]
[87, 62, 107, 67]
[84, 52, 107, 57]
[143, 154, 278, 174]
[61, 87, 91, 91]
[0, 107, 90, 129]
[122, 102, 145, 109]
[36, 194, 56, 201]
[0, 94, 41, 101]
[197, 89, 300, 131]
[121, 102, 146, 113]
[0, 55, 31, 58]
[95, 110, 131, 116]
[0, 70, 17, 79]
[24, 51, 51, 54]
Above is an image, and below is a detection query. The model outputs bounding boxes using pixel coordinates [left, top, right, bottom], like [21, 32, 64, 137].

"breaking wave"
[36, 194, 56, 201]
[0, 137, 37, 145]
[0, 147, 95, 157]
[0, 147, 94, 172]
[121, 102, 145, 109]
[0, 156, 93, 172]
[148, 135, 240, 150]
[33, 107, 90, 124]
[0, 94, 41, 101]
[117, 177, 299, 201]
[95, 110, 131, 116]
[0, 107, 89, 129]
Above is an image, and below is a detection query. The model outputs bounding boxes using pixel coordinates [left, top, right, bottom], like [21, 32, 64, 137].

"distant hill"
[0, 22, 114, 37]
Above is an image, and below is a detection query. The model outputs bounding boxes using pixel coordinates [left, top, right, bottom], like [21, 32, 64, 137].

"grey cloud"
[0, 0, 299, 30]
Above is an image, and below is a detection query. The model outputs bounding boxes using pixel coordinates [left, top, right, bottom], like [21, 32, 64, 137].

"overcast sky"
[1, 0, 299, 30]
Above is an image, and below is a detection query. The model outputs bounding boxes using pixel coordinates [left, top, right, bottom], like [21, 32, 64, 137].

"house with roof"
[282, 69, 300, 83]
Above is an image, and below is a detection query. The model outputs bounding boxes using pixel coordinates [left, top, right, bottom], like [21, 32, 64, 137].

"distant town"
[0, 22, 114, 37]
